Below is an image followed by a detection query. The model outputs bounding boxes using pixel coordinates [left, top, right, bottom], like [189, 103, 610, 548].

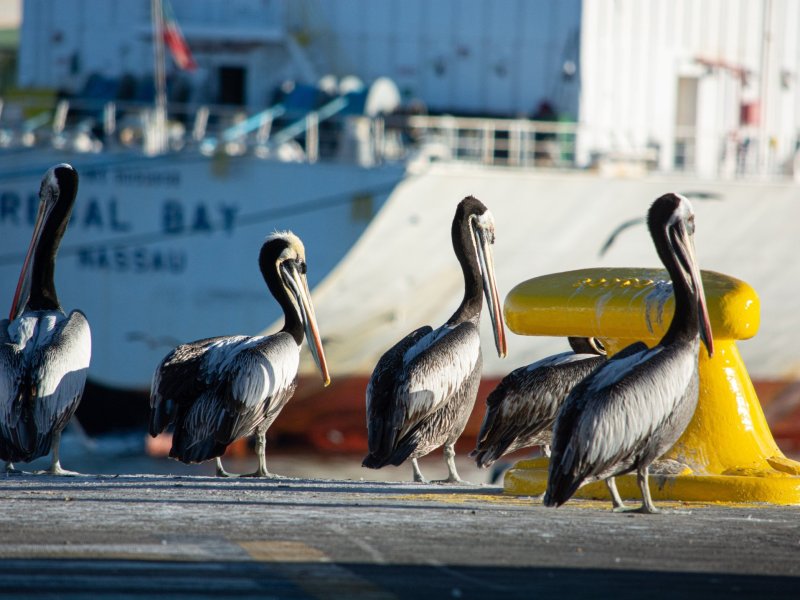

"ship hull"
[4, 156, 800, 454]
[0, 150, 405, 389]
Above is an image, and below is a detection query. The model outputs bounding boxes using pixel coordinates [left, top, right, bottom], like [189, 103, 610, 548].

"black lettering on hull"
[76, 245, 187, 273]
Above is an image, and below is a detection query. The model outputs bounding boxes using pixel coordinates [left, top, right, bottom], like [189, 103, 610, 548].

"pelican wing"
[549, 341, 695, 499]
[396, 322, 481, 436]
[213, 333, 299, 442]
[27, 311, 91, 453]
[365, 326, 432, 459]
[153, 333, 300, 461]
[0, 319, 24, 457]
[473, 351, 605, 466]
[149, 335, 228, 436]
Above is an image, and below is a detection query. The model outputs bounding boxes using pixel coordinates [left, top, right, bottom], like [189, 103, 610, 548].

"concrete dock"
[0, 471, 798, 599]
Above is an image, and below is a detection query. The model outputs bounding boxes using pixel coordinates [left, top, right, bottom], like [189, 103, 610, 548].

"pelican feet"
[411, 458, 427, 483]
[215, 456, 286, 479]
[430, 475, 475, 485]
[429, 444, 474, 484]
[241, 431, 287, 478]
[30, 436, 81, 476]
[215, 469, 239, 478]
[241, 470, 286, 479]
[613, 502, 694, 515]
[34, 461, 81, 477]
[613, 503, 662, 515]
[215, 458, 241, 478]
[606, 477, 628, 511]
[611, 468, 662, 514]
[3, 462, 26, 475]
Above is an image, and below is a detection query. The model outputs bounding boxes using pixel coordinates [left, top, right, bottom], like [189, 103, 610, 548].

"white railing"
[1, 95, 797, 179]
[403, 114, 578, 169]
[399, 114, 798, 180]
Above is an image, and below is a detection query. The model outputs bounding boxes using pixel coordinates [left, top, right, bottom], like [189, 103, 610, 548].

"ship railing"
[2, 95, 798, 179]
[398, 114, 800, 180]
[0, 94, 368, 164]
[403, 114, 578, 169]
[267, 95, 350, 163]
[0, 95, 255, 154]
[199, 104, 287, 155]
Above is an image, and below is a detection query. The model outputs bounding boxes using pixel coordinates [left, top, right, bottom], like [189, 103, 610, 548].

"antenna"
[150, 0, 168, 155]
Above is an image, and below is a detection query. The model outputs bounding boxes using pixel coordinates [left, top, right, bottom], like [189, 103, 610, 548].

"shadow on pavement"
[0, 558, 796, 599]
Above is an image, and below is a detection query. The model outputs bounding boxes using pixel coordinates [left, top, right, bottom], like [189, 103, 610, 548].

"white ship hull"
[2, 150, 797, 393]
[312, 163, 800, 384]
[0, 150, 405, 389]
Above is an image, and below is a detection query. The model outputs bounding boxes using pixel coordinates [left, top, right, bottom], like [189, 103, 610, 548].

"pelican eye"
[471, 215, 496, 244]
[685, 215, 695, 235]
[297, 260, 307, 275]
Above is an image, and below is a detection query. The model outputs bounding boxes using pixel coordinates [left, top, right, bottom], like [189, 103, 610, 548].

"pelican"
[0, 164, 91, 475]
[149, 231, 330, 477]
[362, 196, 507, 483]
[471, 337, 606, 468]
[544, 193, 714, 513]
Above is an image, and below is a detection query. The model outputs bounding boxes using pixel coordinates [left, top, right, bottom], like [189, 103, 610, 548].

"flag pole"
[150, 0, 168, 154]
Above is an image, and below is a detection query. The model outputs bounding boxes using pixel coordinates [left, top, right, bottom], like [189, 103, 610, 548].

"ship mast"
[757, 0, 773, 176]
[150, 0, 168, 155]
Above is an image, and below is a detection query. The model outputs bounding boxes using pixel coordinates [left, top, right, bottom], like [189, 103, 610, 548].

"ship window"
[218, 66, 246, 106]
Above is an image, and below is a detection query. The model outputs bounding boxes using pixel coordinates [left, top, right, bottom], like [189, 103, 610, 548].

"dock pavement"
[0, 468, 798, 599]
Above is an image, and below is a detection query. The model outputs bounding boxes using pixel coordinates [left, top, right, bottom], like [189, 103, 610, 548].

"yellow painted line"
[238, 540, 329, 563]
[382, 491, 724, 511]
[383, 492, 534, 506]
[238, 540, 397, 600]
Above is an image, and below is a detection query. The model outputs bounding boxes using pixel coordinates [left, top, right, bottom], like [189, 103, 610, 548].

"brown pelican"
[149, 231, 330, 477]
[362, 196, 507, 483]
[544, 193, 714, 513]
[0, 164, 91, 475]
[471, 337, 606, 468]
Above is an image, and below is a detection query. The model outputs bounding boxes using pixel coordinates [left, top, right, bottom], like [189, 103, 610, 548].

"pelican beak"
[473, 222, 507, 358]
[675, 225, 714, 358]
[282, 263, 331, 386]
[9, 192, 51, 320]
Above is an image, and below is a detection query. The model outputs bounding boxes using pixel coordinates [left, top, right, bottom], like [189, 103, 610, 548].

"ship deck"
[1, 469, 797, 598]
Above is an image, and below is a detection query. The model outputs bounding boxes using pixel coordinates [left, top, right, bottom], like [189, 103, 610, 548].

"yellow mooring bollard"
[502, 267, 800, 505]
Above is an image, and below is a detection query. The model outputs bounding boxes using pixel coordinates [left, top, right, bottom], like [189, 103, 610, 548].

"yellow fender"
[503, 268, 800, 505]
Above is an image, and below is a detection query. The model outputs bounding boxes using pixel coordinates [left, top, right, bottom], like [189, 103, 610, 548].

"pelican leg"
[36, 431, 79, 476]
[215, 457, 240, 478]
[636, 467, 660, 514]
[4, 462, 24, 475]
[432, 443, 468, 484]
[411, 458, 427, 483]
[607, 477, 628, 511]
[243, 430, 282, 478]
[612, 467, 660, 514]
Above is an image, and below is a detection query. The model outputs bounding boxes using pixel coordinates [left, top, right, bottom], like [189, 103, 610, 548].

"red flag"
[162, 0, 196, 71]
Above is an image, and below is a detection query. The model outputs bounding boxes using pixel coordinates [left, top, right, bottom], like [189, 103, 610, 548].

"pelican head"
[9, 164, 79, 320]
[260, 231, 331, 386]
[455, 196, 507, 358]
[648, 193, 714, 357]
